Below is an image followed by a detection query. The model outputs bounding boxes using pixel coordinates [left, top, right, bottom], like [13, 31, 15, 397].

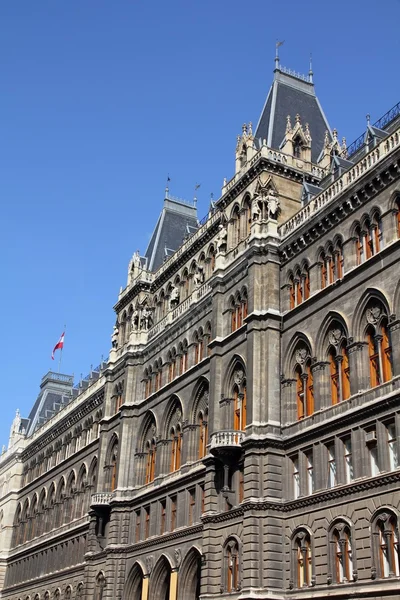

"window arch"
[165, 398, 183, 473]
[324, 325, 351, 404]
[223, 538, 240, 593]
[329, 522, 354, 583]
[230, 289, 248, 332]
[229, 366, 247, 431]
[292, 344, 314, 420]
[192, 380, 209, 460]
[355, 212, 383, 264]
[138, 412, 157, 485]
[292, 530, 313, 588]
[230, 204, 241, 247]
[363, 300, 392, 387]
[372, 511, 400, 578]
[242, 194, 252, 237]
[105, 437, 119, 492]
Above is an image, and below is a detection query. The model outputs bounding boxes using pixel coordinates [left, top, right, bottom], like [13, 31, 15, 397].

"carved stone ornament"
[174, 548, 182, 568]
[233, 369, 244, 386]
[151, 424, 156, 434]
[366, 305, 382, 325]
[328, 328, 342, 346]
[295, 348, 308, 365]
[145, 555, 154, 575]
[176, 409, 182, 420]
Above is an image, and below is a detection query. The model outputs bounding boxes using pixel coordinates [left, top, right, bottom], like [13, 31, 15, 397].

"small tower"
[235, 122, 256, 174]
[280, 113, 312, 163]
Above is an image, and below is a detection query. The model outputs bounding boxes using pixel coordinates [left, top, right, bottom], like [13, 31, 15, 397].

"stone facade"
[1, 61, 400, 600]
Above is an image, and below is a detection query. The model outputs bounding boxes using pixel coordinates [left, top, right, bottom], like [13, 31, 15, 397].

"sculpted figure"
[216, 224, 228, 254]
[111, 325, 119, 349]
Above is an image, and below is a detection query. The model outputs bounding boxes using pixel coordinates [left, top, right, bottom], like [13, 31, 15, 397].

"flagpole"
[58, 324, 66, 374]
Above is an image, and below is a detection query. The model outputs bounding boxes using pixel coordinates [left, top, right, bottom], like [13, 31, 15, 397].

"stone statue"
[194, 266, 204, 288]
[141, 308, 153, 330]
[111, 325, 119, 349]
[252, 197, 261, 221]
[170, 286, 180, 308]
[131, 310, 139, 331]
[267, 191, 280, 220]
[216, 224, 227, 254]
[132, 250, 141, 269]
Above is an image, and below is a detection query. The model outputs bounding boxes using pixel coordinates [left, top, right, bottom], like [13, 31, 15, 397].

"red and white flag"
[51, 332, 65, 360]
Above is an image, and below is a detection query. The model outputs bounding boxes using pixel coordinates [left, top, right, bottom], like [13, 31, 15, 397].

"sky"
[0, 0, 399, 447]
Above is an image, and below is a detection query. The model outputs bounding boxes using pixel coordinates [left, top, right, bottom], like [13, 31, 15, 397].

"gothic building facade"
[1, 57, 400, 600]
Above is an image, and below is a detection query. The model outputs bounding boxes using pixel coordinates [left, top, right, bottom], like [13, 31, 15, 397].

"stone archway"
[124, 562, 144, 600]
[149, 555, 171, 600]
[177, 548, 202, 600]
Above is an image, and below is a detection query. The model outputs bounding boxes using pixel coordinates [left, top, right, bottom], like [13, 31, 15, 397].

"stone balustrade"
[91, 492, 114, 506]
[210, 430, 245, 449]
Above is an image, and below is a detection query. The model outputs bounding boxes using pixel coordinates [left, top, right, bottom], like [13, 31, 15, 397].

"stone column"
[347, 339, 370, 393]
[141, 575, 149, 600]
[388, 317, 400, 376]
[311, 361, 330, 411]
[169, 569, 179, 600]
[281, 379, 296, 424]
[182, 423, 198, 465]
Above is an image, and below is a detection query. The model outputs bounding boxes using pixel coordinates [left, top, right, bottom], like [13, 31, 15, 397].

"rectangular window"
[327, 443, 337, 488]
[343, 437, 354, 483]
[135, 510, 141, 542]
[366, 430, 379, 476]
[305, 451, 314, 495]
[170, 495, 177, 531]
[160, 500, 166, 535]
[387, 423, 399, 470]
[144, 506, 150, 539]
[292, 457, 300, 499]
[188, 489, 196, 526]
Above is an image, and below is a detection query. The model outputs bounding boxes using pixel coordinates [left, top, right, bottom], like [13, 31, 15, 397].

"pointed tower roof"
[255, 58, 332, 163]
[145, 192, 199, 272]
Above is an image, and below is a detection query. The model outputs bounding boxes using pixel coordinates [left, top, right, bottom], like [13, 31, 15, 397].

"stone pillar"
[182, 423, 198, 465]
[156, 440, 171, 477]
[347, 339, 370, 393]
[382, 208, 397, 247]
[169, 569, 178, 600]
[141, 576, 149, 600]
[388, 317, 400, 376]
[281, 379, 296, 425]
[309, 261, 321, 294]
[343, 237, 357, 272]
[311, 361, 330, 411]
[281, 284, 292, 312]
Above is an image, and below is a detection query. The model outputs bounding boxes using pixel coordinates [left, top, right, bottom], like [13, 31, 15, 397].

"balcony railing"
[91, 492, 114, 507]
[210, 430, 245, 449]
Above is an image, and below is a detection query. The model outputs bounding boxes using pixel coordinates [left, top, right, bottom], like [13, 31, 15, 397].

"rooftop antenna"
[275, 40, 284, 70]
[309, 53, 313, 83]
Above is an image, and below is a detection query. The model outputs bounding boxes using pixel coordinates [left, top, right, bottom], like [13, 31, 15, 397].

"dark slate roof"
[26, 372, 74, 435]
[255, 68, 332, 163]
[145, 195, 198, 272]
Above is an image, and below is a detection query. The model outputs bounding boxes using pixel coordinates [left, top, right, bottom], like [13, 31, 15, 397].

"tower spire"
[309, 53, 313, 83]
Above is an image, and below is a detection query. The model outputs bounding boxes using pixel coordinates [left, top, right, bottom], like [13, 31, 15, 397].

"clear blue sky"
[0, 0, 399, 447]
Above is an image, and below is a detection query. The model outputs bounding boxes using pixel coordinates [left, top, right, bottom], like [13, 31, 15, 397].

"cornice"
[86, 524, 202, 559]
[202, 506, 243, 524]
[21, 391, 104, 461]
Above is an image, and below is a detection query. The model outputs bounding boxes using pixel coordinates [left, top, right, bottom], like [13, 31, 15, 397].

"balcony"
[209, 430, 245, 460]
[91, 492, 114, 508]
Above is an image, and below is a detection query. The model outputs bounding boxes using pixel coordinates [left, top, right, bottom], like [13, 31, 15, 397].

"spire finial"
[165, 174, 171, 195]
[366, 113, 371, 126]
[309, 53, 313, 83]
[275, 40, 284, 70]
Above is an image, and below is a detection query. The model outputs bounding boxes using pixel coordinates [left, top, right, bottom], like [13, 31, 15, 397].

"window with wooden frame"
[295, 269, 303, 305]
[305, 361, 314, 416]
[225, 538, 240, 593]
[160, 500, 166, 535]
[343, 436, 354, 483]
[303, 265, 310, 300]
[145, 439, 157, 484]
[321, 252, 328, 288]
[331, 525, 353, 583]
[293, 531, 312, 588]
[292, 456, 300, 499]
[170, 425, 182, 473]
[188, 488, 196, 526]
[327, 442, 336, 488]
[366, 308, 392, 388]
[144, 506, 150, 539]
[233, 382, 246, 431]
[355, 225, 363, 265]
[198, 410, 208, 459]
[374, 512, 400, 578]
[135, 510, 141, 542]
[295, 366, 305, 420]
[335, 240, 344, 279]
[289, 274, 295, 309]
[170, 495, 177, 531]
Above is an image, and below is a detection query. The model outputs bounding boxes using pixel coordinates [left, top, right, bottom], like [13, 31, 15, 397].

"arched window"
[198, 409, 209, 459]
[224, 538, 240, 593]
[355, 225, 363, 265]
[330, 523, 354, 583]
[334, 239, 344, 279]
[231, 206, 241, 246]
[109, 441, 118, 492]
[289, 273, 295, 309]
[293, 136, 302, 158]
[373, 512, 400, 578]
[232, 373, 247, 431]
[356, 214, 383, 264]
[321, 252, 328, 288]
[364, 302, 392, 387]
[293, 530, 312, 588]
[293, 346, 314, 420]
[303, 265, 310, 300]
[170, 425, 182, 472]
[243, 195, 252, 237]
[145, 439, 157, 484]
[326, 328, 351, 404]
[230, 290, 247, 332]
